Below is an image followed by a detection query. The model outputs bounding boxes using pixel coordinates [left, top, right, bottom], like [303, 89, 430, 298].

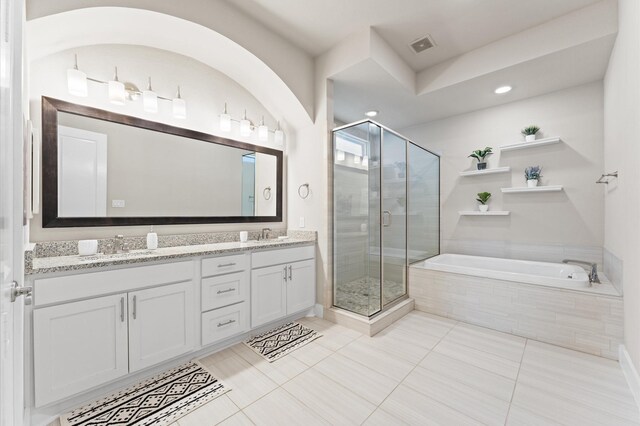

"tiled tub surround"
[26, 230, 316, 274]
[410, 258, 623, 360]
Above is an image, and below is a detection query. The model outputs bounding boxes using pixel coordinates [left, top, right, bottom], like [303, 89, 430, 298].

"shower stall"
[332, 120, 440, 317]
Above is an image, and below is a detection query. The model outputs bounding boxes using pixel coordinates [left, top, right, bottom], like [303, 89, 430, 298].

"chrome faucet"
[260, 228, 272, 240]
[562, 259, 600, 284]
[106, 235, 129, 254]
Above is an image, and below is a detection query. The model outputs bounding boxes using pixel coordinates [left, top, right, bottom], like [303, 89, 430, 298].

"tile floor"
[52, 311, 640, 425]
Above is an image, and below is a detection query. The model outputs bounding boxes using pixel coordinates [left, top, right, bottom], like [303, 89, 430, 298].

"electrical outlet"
[299, 216, 305, 228]
[112, 200, 125, 208]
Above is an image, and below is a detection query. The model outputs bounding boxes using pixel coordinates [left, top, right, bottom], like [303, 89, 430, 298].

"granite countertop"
[26, 231, 316, 275]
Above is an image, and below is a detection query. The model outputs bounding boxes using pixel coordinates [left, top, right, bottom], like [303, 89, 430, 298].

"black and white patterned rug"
[60, 361, 229, 426]
[245, 321, 322, 362]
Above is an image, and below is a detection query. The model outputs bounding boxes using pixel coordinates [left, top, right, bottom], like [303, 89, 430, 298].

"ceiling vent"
[409, 35, 436, 54]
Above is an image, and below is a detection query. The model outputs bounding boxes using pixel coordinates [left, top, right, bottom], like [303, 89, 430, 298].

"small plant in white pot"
[521, 125, 540, 142]
[525, 166, 542, 188]
[476, 192, 491, 212]
[468, 147, 493, 170]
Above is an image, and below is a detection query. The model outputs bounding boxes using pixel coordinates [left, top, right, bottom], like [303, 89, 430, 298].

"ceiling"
[227, 0, 602, 71]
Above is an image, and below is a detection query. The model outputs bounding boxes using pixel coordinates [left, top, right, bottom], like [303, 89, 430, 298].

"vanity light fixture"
[142, 77, 158, 113]
[65, 55, 186, 117]
[172, 86, 187, 119]
[67, 54, 88, 97]
[220, 102, 232, 132]
[108, 67, 126, 105]
[258, 116, 269, 142]
[240, 110, 252, 137]
[336, 150, 345, 162]
[274, 121, 284, 147]
[494, 85, 512, 94]
[354, 155, 361, 164]
[365, 110, 378, 117]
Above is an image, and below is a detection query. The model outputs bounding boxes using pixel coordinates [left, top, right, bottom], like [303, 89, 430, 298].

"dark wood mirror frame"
[41, 96, 283, 228]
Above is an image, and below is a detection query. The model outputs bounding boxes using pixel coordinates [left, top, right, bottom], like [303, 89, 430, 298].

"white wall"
[29, 44, 287, 241]
[603, 0, 640, 375]
[402, 82, 605, 264]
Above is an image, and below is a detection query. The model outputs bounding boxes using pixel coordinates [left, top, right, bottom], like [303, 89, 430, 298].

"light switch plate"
[299, 216, 305, 228]
[112, 200, 125, 208]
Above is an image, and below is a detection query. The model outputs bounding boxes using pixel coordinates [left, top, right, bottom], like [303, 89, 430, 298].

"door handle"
[132, 295, 137, 319]
[383, 211, 392, 227]
[283, 266, 288, 282]
[10, 281, 32, 303]
[218, 262, 236, 268]
[217, 319, 236, 328]
[288, 265, 293, 281]
[120, 297, 125, 322]
[217, 288, 236, 294]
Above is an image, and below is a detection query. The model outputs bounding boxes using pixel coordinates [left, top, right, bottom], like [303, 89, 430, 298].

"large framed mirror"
[41, 97, 283, 227]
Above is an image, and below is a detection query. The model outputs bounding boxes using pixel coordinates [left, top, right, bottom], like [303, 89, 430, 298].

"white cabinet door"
[33, 294, 128, 407]
[251, 265, 287, 328]
[286, 259, 316, 314]
[128, 282, 195, 372]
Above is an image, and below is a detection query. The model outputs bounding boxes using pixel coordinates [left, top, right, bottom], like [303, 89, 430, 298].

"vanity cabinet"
[251, 246, 316, 328]
[33, 294, 129, 407]
[128, 282, 195, 372]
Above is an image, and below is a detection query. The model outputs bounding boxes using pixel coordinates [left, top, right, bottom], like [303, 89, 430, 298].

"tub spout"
[562, 259, 600, 284]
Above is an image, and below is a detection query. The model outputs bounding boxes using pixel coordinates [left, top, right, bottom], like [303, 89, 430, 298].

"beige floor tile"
[288, 341, 334, 366]
[444, 323, 526, 362]
[243, 388, 330, 426]
[337, 338, 415, 381]
[506, 405, 563, 426]
[177, 395, 239, 426]
[354, 332, 431, 364]
[217, 411, 254, 426]
[363, 407, 409, 426]
[201, 355, 278, 409]
[378, 384, 483, 426]
[402, 365, 510, 425]
[282, 369, 376, 425]
[391, 310, 457, 339]
[420, 351, 516, 402]
[433, 339, 521, 379]
[230, 342, 308, 385]
[511, 383, 639, 426]
[313, 352, 400, 405]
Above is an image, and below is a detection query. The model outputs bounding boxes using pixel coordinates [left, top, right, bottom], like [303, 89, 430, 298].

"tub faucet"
[562, 259, 600, 284]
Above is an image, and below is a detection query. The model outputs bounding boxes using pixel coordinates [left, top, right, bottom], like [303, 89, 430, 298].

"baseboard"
[619, 344, 640, 411]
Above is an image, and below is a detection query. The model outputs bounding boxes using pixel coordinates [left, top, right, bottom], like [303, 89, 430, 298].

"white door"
[32, 294, 129, 407]
[251, 265, 287, 328]
[286, 259, 316, 314]
[0, 0, 24, 424]
[57, 125, 107, 217]
[128, 282, 195, 372]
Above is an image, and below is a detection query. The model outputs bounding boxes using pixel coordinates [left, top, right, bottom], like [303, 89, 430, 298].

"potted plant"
[468, 147, 493, 170]
[525, 166, 542, 188]
[476, 192, 491, 212]
[521, 125, 540, 142]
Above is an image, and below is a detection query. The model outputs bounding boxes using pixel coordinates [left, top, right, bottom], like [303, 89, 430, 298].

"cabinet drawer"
[252, 245, 315, 269]
[201, 272, 248, 311]
[202, 302, 249, 346]
[202, 253, 247, 277]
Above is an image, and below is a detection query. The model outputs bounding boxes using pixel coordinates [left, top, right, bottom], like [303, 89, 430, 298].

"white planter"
[525, 134, 536, 142]
[527, 179, 539, 188]
[479, 205, 489, 212]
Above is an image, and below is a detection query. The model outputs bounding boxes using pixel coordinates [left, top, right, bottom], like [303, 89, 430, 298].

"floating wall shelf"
[501, 185, 564, 193]
[459, 166, 511, 177]
[459, 211, 510, 216]
[500, 137, 561, 152]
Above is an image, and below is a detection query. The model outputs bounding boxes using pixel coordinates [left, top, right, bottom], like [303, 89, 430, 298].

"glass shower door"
[333, 123, 382, 316]
[381, 131, 407, 306]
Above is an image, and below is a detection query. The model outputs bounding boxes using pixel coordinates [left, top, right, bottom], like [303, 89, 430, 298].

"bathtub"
[412, 253, 590, 290]
[409, 253, 623, 359]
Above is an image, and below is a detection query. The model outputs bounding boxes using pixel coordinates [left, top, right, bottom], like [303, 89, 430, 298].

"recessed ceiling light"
[494, 85, 512, 94]
[365, 110, 378, 117]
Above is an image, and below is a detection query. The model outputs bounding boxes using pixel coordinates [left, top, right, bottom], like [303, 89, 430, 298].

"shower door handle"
[383, 211, 392, 227]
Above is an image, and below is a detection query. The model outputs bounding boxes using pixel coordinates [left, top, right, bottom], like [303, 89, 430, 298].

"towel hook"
[263, 187, 272, 200]
[298, 183, 310, 199]
[596, 172, 618, 184]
